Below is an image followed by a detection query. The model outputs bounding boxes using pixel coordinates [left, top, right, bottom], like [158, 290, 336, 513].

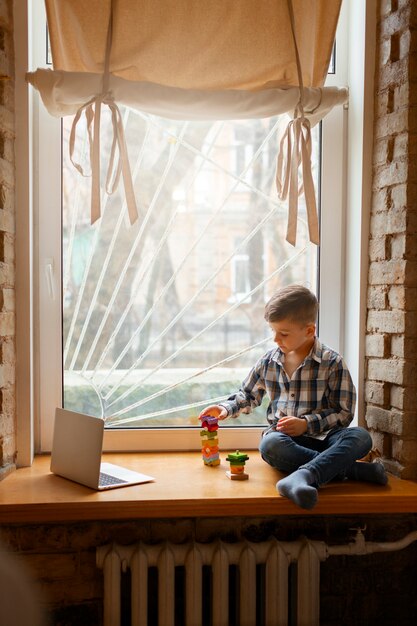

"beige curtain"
[44, 0, 339, 91]
[28, 0, 346, 245]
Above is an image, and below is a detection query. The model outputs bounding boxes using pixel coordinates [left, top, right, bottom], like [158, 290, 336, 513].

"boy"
[200, 284, 387, 510]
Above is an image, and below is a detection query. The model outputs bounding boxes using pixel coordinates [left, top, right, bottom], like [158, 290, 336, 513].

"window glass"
[62, 111, 319, 428]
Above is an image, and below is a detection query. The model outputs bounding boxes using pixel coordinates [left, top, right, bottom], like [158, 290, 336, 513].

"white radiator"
[97, 529, 417, 626]
[96, 538, 323, 626]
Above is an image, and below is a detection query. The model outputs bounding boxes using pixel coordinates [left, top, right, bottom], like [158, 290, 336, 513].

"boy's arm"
[302, 358, 356, 436]
[219, 359, 267, 418]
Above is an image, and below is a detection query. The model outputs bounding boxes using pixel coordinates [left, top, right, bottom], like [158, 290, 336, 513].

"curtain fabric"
[43, 0, 340, 90]
[28, 0, 346, 245]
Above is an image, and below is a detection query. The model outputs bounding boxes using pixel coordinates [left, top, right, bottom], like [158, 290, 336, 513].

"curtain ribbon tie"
[69, 92, 139, 226]
[275, 110, 319, 246]
[278, 0, 319, 247]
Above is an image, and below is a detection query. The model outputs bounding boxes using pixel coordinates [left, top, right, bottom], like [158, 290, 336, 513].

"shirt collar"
[272, 336, 323, 365]
[310, 337, 323, 363]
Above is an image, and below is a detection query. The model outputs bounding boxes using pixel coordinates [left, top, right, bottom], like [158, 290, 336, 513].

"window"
[59, 111, 319, 446]
[28, 1, 354, 454]
[230, 244, 252, 303]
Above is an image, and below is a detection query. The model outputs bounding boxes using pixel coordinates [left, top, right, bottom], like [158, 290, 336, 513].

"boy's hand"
[199, 405, 228, 420]
[276, 416, 307, 437]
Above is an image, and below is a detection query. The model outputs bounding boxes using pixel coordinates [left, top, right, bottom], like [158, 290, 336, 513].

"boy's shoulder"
[314, 337, 347, 366]
[255, 346, 280, 367]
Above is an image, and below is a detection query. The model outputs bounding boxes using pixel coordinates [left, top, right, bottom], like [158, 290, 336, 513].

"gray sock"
[277, 468, 318, 510]
[346, 461, 388, 485]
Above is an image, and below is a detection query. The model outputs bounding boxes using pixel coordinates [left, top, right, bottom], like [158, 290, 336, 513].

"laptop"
[50, 408, 154, 490]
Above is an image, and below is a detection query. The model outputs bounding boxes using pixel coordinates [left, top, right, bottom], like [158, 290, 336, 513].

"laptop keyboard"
[99, 472, 128, 487]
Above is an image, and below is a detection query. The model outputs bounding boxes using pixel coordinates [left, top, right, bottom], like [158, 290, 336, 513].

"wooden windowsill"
[0, 452, 416, 524]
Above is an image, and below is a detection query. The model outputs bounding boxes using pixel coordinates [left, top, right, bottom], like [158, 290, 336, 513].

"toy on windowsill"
[226, 450, 249, 480]
[199, 414, 220, 466]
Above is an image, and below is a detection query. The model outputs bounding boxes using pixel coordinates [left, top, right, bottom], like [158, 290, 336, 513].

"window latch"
[45, 258, 56, 300]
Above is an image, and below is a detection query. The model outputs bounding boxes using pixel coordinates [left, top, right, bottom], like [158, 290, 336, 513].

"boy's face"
[269, 318, 316, 354]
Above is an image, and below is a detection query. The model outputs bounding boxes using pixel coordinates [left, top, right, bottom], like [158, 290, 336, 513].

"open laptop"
[50, 408, 154, 490]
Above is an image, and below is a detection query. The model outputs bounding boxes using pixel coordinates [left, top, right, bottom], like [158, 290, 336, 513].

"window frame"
[15, 0, 376, 462]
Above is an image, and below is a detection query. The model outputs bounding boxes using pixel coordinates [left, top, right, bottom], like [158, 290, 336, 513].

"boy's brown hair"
[264, 284, 318, 325]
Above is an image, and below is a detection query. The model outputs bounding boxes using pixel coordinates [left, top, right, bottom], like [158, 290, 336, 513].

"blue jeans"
[259, 426, 372, 487]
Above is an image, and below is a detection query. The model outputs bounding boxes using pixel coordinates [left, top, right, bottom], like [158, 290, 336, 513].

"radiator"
[96, 538, 323, 626]
[97, 530, 417, 626]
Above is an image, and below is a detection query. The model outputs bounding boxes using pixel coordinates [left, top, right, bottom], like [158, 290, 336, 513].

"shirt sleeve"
[219, 356, 267, 418]
[303, 357, 356, 435]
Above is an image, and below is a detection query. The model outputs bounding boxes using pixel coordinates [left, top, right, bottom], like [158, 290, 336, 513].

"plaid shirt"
[220, 338, 356, 439]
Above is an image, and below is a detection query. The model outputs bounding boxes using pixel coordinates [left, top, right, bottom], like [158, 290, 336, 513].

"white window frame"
[15, 0, 376, 462]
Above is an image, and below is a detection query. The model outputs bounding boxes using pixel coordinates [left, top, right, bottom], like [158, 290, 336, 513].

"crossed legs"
[259, 427, 387, 509]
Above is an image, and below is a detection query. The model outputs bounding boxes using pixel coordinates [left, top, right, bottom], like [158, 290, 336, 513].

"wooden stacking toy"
[225, 450, 249, 480]
[199, 415, 220, 466]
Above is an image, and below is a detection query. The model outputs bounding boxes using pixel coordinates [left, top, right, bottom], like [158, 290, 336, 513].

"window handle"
[45, 258, 56, 300]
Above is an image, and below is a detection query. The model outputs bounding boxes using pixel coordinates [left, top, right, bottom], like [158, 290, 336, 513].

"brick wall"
[366, 0, 417, 479]
[0, 0, 15, 480]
